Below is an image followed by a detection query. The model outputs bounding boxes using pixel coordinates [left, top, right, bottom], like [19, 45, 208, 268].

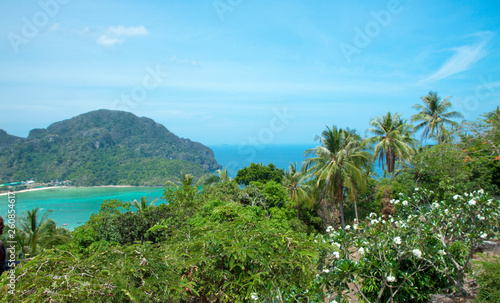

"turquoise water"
[0, 187, 165, 231]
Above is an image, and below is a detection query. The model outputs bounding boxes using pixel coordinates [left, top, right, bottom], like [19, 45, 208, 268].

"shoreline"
[0, 185, 164, 196]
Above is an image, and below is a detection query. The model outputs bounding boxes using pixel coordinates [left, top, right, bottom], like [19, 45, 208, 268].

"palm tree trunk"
[387, 151, 395, 180]
[354, 198, 359, 224]
[337, 178, 346, 231]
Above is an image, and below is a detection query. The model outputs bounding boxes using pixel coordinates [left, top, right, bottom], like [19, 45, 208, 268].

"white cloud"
[97, 35, 121, 46]
[418, 33, 493, 85]
[97, 25, 149, 46]
[107, 25, 148, 37]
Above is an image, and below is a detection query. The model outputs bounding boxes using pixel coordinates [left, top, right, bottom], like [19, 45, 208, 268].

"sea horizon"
[210, 143, 385, 178]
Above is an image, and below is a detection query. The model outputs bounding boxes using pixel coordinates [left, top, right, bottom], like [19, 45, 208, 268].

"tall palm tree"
[411, 91, 463, 144]
[17, 207, 69, 256]
[367, 112, 419, 179]
[304, 126, 372, 230]
[282, 162, 313, 218]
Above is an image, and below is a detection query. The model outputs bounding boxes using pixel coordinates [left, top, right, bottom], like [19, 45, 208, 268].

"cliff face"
[0, 109, 220, 186]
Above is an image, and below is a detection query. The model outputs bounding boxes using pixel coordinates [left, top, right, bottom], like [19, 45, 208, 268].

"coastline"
[0, 185, 163, 196]
[0, 186, 65, 196]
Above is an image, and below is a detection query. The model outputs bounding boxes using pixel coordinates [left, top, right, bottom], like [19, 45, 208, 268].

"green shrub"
[475, 256, 500, 303]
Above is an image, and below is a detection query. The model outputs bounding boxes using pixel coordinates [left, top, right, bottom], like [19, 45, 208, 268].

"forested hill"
[0, 109, 220, 186]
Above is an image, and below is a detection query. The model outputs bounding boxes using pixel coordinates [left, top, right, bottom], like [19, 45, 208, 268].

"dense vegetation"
[0, 109, 220, 186]
[1, 94, 500, 302]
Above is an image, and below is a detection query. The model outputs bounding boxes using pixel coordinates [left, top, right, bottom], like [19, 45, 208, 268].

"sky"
[1, 0, 500, 146]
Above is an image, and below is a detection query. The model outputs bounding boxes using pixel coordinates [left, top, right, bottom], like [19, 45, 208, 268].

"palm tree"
[304, 126, 372, 230]
[367, 112, 419, 179]
[201, 167, 232, 186]
[166, 173, 195, 188]
[411, 91, 463, 144]
[216, 167, 232, 183]
[132, 196, 158, 213]
[17, 207, 69, 256]
[282, 162, 313, 219]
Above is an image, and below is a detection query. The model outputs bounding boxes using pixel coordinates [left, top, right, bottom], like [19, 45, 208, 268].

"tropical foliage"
[234, 163, 284, 185]
[2, 100, 500, 302]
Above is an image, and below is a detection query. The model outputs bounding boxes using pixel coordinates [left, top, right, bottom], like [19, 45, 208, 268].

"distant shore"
[0, 185, 158, 196]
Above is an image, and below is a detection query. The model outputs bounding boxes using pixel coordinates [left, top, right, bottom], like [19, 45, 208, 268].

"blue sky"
[1, 0, 500, 145]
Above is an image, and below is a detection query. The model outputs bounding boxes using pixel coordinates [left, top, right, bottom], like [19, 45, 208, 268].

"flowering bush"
[318, 188, 500, 303]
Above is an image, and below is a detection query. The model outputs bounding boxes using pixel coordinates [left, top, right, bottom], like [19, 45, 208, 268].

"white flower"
[487, 199, 493, 206]
[464, 192, 469, 196]
[478, 189, 484, 194]
[431, 202, 439, 209]
[390, 199, 395, 204]
[332, 251, 340, 259]
[322, 268, 330, 273]
[469, 199, 477, 206]
[369, 212, 377, 218]
[371, 219, 378, 225]
[333, 242, 341, 248]
[251, 293, 258, 301]
[387, 275, 396, 283]
[353, 224, 358, 230]
[345, 225, 351, 230]
[394, 237, 402, 245]
[444, 209, 449, 215]
[415, 187, 419, 191]
[480, 233, 487, 239]
[326, 226, 334, 233]
[358, 247, 365, 255]
[453, 194, 460, 200]
[402, 200, 408, 206]
[477, 214, 485, 220]
[438, 250, 446, 256]
[412, 249, 422, 258]
[394, 200, 400, 205]
[330, 300, 338, 303]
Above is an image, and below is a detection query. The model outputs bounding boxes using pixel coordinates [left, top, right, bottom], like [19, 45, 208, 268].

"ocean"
[209, 144, 317, 177]
[210, 144, 385, 177]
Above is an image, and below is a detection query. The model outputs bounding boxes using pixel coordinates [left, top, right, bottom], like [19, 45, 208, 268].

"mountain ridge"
[0, 109, 220, 186]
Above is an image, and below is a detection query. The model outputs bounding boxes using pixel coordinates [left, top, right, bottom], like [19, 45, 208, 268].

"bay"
[0, 187, 165, 231]
[1, 144, 385, 231]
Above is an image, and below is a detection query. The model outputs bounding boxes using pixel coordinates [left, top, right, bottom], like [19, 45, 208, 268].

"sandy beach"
[0, 185, 147, 196]
[0, 186, 66, 196]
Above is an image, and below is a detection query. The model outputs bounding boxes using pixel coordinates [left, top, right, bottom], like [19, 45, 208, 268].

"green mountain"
[0, 109, 220, 186]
